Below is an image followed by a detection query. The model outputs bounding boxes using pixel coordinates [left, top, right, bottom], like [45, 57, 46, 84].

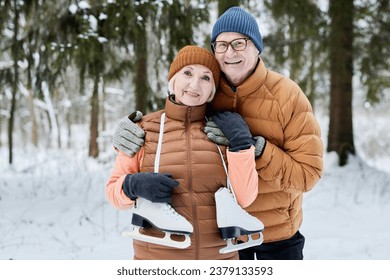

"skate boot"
[122, 198, 193, 249]
[215, 187, 264, 254]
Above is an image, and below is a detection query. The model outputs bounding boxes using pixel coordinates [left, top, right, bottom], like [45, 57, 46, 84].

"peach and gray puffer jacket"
[211, 58, 324, 243]
[106, 97, 258, 260]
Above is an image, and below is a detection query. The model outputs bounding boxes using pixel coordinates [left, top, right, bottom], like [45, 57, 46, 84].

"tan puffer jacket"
[132, 98, 237, 260]
[211, 58, 324, 243]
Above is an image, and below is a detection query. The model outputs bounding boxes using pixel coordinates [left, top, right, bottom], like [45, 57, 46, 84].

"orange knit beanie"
[168, 46, 220, 87]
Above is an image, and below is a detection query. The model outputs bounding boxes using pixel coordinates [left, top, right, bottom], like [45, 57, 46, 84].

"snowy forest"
[1, 0, 390, 260]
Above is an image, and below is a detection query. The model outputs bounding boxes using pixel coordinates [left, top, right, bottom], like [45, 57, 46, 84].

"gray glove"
[253, 136, 266, 158]
[113, 111, 145, 157]
[203, 119, 229, 146]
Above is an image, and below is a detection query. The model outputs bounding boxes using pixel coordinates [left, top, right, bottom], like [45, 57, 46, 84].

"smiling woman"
[167, 46, 220, 107]
[168, 65, 215, 106]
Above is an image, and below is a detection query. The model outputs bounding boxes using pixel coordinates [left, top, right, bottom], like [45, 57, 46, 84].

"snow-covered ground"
[1, 104, 390, 260]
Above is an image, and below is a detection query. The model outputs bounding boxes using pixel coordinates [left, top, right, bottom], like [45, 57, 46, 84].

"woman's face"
[172, 64, 215, 106]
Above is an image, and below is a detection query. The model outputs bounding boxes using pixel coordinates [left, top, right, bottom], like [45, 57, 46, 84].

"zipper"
[235, 92, 240, 113]
[232, 86, 238, 111]
[185, 107, 199, 259]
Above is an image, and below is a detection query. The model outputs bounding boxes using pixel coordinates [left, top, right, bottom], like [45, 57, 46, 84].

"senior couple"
[106, 6, 323, 260]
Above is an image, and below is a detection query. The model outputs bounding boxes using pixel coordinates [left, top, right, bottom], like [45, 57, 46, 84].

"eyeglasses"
[211, 38, 250, 54]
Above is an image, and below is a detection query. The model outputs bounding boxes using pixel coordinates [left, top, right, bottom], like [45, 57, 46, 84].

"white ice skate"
[122, 198, 193, 249]
[215, 187, 264, 254]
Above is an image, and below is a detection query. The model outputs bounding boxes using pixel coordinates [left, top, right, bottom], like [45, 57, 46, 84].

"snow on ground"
[0, 148, 132, 260]
[302, 152, 390, 259]
[1, 105, 390, 260]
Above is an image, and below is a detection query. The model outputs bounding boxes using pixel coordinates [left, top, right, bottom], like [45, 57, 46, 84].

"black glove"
[122, 172, 179, 203]
[211, 111, 256, 152]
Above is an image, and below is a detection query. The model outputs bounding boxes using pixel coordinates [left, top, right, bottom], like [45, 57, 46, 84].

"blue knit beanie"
[211, 6, 263, 53]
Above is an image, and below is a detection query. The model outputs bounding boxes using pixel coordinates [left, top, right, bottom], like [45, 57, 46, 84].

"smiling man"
[206, 6, 323, 260]
[211, 35, 259, 86]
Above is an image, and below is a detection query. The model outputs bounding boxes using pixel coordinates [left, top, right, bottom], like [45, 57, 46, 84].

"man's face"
[214, 32, 259, 86]
[173, 64, 215, 106]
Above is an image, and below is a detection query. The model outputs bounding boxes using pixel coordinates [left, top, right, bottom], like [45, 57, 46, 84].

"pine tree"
[0, 0, 41, 163]
[263, 0, 327, 108]
[54, 1, 134, 157]
[355, 0, 390, 104]
[327, 0, 355, 166]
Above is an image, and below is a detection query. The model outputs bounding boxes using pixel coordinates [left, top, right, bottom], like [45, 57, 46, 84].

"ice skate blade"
[219, 226, 264, 240]
[219, 233, 264, 254]
[122, 227, 191, 249]
[131, 213, 192, 234]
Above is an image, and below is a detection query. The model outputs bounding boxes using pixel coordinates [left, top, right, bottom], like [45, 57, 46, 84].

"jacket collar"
[164, 96, 206, 122]
[219, 58, 267, 97]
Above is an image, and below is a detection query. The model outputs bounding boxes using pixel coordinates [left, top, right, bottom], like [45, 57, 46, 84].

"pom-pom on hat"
[211, 6, 263, 53]
[168, 46, 220, 87]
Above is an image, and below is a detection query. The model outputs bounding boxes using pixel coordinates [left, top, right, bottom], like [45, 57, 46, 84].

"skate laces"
[161, 203, 181, 220]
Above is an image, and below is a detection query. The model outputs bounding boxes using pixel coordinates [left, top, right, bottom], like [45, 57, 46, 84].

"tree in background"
[1, 0, 390, 165]
[0, 0, 20, 164]
[355, 0, 390, 104]
[263, 0, 327, 108]
[327, 0, 355, 166]
[0, 0, 41, 164]
[263, 0, 389, 166]
[0, 0, 211, 160]
[218, 0, 240, 15]
[1, 0, 77, 161]
[59, 1, 134, 158]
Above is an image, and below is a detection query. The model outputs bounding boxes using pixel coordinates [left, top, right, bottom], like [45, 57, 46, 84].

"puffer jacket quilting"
[133, 98, 237, 260]
[211, 58, 324, 242]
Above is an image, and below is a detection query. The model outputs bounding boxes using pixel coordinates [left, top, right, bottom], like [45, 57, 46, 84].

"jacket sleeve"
[256, 89, 323, 194]
[227, 146, 258, 208]
[105, 148, 144, 210]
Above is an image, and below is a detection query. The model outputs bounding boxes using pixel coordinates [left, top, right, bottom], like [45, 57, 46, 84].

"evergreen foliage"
[0, 0, 389, 165]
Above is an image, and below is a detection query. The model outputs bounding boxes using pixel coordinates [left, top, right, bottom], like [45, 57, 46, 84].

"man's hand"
[211, 111, 256, 152]
[204, 119, 229, 146]
[112, 111, 145, 157]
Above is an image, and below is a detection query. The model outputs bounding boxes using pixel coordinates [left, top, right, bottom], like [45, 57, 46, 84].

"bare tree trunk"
[28, 88, 38, 146]
[7, 92, 15, 162]
[52, 87, 61, 149]
[100, 79, 106, 133]
[8, 0, 19, 164]
[66, 109, 72, 149]
[26, 36, 38, 148]
[134, 25, 149, 113]
[327, 0, 356, 166]
[307, 42, 316, 111]
[42, 82, 59, 149]
[88, 75, 100, 158]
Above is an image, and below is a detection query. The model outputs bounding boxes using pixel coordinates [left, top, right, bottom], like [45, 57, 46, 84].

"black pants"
[239, 231, 305, 260]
